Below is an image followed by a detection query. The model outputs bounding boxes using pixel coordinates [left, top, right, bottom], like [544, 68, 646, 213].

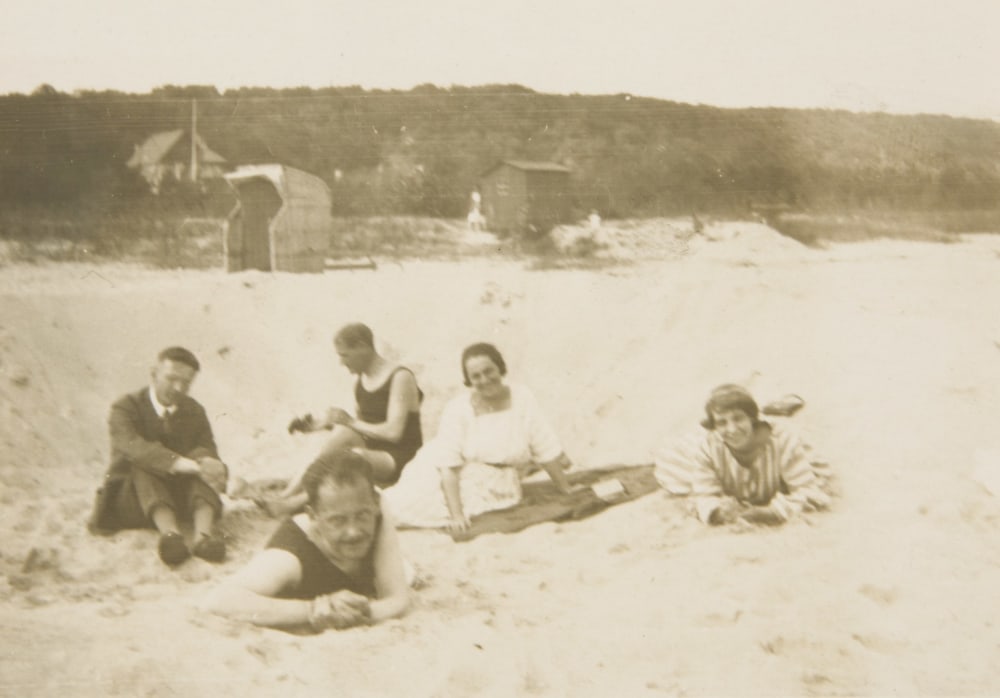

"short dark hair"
[301, 449, 376, 508]
[334, 323, 375, 349]
[157, 346, 200, 372]
[460, 342, 507, 386]
[700, 383, 760, 429]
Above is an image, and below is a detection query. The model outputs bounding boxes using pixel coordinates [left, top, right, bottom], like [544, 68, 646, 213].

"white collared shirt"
[148, 386, 176, 418]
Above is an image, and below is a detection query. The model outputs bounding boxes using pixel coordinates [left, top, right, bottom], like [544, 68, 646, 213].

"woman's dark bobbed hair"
[460, 342, 507, 386]
[700, 383, 760, 429]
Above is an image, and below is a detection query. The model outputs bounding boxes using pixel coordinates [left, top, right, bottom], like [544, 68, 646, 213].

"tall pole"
[190, 98, 198, 182]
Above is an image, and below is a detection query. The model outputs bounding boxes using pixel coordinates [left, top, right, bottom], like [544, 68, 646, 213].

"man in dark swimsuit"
[270, 323, 423, 516]
[203, 450, 410, 631]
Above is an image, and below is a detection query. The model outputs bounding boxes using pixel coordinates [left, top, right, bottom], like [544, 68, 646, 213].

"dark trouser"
[113, 469, 222, 529]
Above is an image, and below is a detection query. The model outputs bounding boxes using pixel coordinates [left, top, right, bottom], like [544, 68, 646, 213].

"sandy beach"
[3, 221, 1000, 696]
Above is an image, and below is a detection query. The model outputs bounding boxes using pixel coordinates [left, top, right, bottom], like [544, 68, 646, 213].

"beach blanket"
[229, 465, 660, 543]
[451, 464, 658, 542]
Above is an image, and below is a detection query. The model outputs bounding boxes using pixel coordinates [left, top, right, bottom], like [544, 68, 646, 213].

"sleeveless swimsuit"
[355, 367, 423, 485]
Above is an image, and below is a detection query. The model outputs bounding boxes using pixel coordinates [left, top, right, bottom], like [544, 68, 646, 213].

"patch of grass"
[523, 231, 629, 271]
[525, 255, 629, 271]
[0, 208, 226, 268]
[11, 208, 995, 270]
[329, 216, 474, 259]
[769, 210, 1000, 246]
[329, 216, 517, 259]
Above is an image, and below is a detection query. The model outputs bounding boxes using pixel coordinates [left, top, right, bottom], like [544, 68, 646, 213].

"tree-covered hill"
[1, 83, 998, 224]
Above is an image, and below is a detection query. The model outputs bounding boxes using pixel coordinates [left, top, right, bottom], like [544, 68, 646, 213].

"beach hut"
[223, 164, 331, 273]
[479, 160, 572, 234]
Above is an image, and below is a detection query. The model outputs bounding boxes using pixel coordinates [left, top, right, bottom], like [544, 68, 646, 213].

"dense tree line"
[1, 83, 998, 237]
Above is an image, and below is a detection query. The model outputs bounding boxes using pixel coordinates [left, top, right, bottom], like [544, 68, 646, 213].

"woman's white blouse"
[431, 384, 563, 470]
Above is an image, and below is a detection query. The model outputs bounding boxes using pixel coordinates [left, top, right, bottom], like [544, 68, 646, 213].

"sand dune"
[2, 222, 1000, 696]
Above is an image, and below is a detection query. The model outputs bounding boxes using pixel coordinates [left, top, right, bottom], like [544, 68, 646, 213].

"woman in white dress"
[382, 343, 575, 533]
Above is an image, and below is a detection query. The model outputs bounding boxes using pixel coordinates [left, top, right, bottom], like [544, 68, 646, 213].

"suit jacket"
[105, 387, 220, 483]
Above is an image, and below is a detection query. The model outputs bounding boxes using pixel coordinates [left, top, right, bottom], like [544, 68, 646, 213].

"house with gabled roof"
[126, 129, 227, 194]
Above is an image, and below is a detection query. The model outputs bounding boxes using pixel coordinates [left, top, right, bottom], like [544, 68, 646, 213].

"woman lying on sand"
[204, 450, 409, 632]
[654, 384, 833, 525]
[382, 342, 578, 533]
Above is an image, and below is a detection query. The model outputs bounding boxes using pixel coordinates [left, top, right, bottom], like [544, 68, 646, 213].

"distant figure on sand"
[88, 346, 229, 566]
[204, 450, 410, 632]
[382, 342, 578, 534]
[588, 210, 601, 230]
[468, 189, 485, 231]
[467, 208, 486, 231]
[267, 323, 423, 516]
[654, 384, 832, 526]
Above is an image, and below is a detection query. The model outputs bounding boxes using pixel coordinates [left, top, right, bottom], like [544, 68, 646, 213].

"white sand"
[2, 222, 1000, 696]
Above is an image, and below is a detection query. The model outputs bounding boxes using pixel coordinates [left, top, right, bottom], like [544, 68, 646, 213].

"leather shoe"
[192, 533, 226, 562]
[158, 532, 190, 566]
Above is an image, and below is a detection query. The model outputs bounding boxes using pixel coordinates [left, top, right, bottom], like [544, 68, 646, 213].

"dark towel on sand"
[231, 466, 660, 543]
[451, 464, 658, 542]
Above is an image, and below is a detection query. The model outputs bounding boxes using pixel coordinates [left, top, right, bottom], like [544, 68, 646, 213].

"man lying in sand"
[88, 346, 229, 565]
[204, 450, 410, 632]
[262, 323, 423, 517]
[654, 384, 833, 525]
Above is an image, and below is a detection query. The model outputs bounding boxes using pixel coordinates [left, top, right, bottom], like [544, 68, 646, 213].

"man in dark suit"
[89, 346, 229, 566]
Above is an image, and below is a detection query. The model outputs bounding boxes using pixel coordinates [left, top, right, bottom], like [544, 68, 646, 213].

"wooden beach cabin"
[223, 165, 331, 273]
[479, 160, 572, 234]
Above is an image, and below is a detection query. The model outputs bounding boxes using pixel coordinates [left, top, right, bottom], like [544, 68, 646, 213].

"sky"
[2, 0, 999, 120]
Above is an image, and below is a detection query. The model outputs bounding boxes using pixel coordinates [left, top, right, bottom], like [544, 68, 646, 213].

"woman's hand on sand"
[447, 514, 471, 534]
[738, 506, 784, 526]
[708, 499, 743, 526]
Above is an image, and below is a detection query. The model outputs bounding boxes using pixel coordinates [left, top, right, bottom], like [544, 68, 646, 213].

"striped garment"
[654, 421, 832, 524]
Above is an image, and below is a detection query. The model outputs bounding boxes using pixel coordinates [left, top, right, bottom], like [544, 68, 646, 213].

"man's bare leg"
[352, 449, 399, 488]
[263, 426, 368, 517]
[280, 426, 366, 497]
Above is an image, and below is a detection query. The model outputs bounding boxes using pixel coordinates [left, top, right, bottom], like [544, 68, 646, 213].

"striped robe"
[654, 421, 832, 524]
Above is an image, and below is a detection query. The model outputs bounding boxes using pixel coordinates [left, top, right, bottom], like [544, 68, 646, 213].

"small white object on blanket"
[591, 479, 626, 503]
